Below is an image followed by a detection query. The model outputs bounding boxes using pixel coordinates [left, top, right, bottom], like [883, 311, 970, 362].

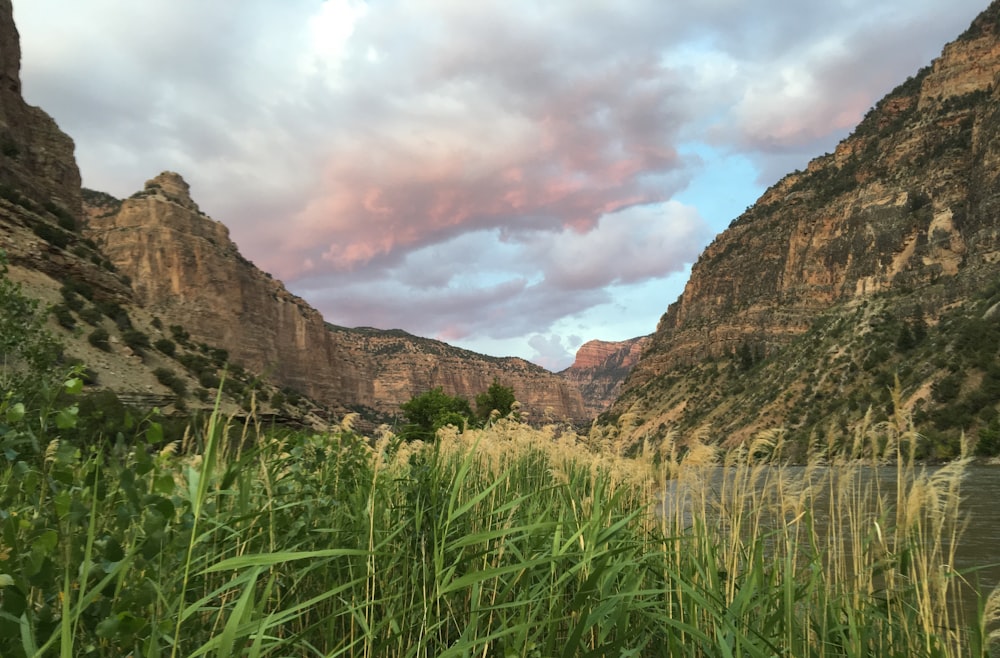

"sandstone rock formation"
[0, 0, 80, 218]
[85, 174, 588, 424]
[609, 2, 1000, 449]
[560, 337, 651, 419]
[0, 0, 591, 427]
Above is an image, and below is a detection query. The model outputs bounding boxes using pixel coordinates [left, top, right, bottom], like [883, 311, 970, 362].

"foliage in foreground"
[0, 394, 998, 657]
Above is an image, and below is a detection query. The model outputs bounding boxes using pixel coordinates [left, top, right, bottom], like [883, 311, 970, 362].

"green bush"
[153, 367, 187, 397]
[96, 300, 130, 328]
[178, 352, 214, 377]
[88, 327, 111, 351]
[59, 285, 85, 311]
[50, 303, 76, 330]
[154, 338, 176, 356]
[121, 328, 150, 353]
[78, 306, 103, 326]
[30, 221, 70, 249]
[400, 387, 473, 441]
[475, 378, 517, 421]
[209, 347, 228, 367]
[198, 370, 221, 389]
[43, 200, 77, 232]
[169, 324, 191, 346]
[976, 418, 1000, 457]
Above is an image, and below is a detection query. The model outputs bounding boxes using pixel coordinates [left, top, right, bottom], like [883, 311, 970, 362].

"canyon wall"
[86, 174, 589, 423]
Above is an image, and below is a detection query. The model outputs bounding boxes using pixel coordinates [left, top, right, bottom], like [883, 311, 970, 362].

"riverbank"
[1, 403, 997, 656]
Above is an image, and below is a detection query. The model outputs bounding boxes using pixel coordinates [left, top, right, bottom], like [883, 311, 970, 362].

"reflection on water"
[952, 465, 1000, 592]
[660, 463, 1000, 622]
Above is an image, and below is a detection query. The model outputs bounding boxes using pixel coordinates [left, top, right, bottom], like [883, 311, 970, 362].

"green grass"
[0, 399, 998, 656]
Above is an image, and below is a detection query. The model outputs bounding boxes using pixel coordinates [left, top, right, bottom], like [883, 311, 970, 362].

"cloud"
[536, 202, 709, 291]
[11, 0, 990, 369]
[528, 334, 575, 372]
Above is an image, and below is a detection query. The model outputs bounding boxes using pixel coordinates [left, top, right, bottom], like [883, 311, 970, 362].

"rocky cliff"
[85, 174, 588, 424]
[0, 0, 590, 428]
[0, 0, 80, 219]
[0, 0, 124, 299]
[609, 2, 1000, 455]
[560, 337, 651, 419]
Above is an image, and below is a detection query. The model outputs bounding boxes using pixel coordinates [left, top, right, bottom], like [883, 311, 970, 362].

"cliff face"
[560, 337, 651, 419]
[0, 0, 80, 219]
[0, 0, 124, 299]
[610, 3, 1000, 450]
[86, 174, 588, 423]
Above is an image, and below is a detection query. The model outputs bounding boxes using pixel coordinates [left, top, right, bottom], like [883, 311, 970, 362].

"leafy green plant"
[0, 252, 63, 401]
[400, 386, 473, 440]
[475, 377, 517, 421]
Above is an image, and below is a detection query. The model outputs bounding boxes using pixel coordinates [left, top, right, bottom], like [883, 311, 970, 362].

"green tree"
[976, 417, 1000, 457]
[0, 251, 62, 401]
[399, 387, 473, 441]
[475, 378, 517, 422]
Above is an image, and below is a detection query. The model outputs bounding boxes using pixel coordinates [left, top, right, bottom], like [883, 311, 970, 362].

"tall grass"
[0, 404, 997, 656]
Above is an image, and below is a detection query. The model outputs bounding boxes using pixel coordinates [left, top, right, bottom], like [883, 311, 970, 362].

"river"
[661, 462, 1000, 624]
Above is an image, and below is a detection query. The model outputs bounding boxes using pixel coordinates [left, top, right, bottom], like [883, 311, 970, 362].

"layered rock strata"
[612, 2, 1000, 441]
[86, 174, 588, 423]
[560, 337, 651, 419]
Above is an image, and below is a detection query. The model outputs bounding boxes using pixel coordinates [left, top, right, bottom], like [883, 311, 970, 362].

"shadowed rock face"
[610, 2, 1000, 445]
[86, 173, 589, 423]
[0, 0, 80, 219]
[560, 337, 651, 418]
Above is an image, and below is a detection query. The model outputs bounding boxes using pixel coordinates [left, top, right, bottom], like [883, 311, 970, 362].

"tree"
[0, 251, 62, 401]
[399, 387, 473, 441]
[475, 378, 517, 422]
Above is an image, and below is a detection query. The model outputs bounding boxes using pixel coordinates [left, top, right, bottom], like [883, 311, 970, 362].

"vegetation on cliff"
[611, 3, 1000, 449]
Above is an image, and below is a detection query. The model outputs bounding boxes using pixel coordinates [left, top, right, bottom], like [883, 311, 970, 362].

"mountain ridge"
[606, 1, 1000, 456]
[83, 172, 594, 424]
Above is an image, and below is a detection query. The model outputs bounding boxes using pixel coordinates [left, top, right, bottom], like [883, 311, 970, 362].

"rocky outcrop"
[86, 174, 588, 423]
[560, 337, 651, 418]
[610, 2, 1000, 447]
[0, 0, 81, 219]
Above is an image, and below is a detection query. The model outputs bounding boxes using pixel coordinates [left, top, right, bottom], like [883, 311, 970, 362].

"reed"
[0, 405, 995, 657]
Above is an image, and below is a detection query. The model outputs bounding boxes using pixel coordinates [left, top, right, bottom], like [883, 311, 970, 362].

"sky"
[11, 0, 988, 371]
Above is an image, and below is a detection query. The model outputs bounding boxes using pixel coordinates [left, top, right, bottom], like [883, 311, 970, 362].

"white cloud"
[10, 0, 990, 369]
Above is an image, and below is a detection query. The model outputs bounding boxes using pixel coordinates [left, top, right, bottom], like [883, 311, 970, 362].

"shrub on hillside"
[88, 327, 110, 351]
[169, 324, 192, 347]
[51, 303, 76, 330]
[153, 367, 187, 398]
[78, 306, 103, 326]
[59, 286, 85, 312]
[154, 338, 176, 356]
[178, 352, 213, 377]
[198, 370, 220, 389]
[30, 222, 70, 249]
[121, 328, 150, 353]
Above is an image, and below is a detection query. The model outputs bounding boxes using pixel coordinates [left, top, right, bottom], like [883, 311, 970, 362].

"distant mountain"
[559, 337, 651, 419]
[81, 172, 588, 425]
[606, 2, 1000, 458]
[0, 0, 595, 428]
